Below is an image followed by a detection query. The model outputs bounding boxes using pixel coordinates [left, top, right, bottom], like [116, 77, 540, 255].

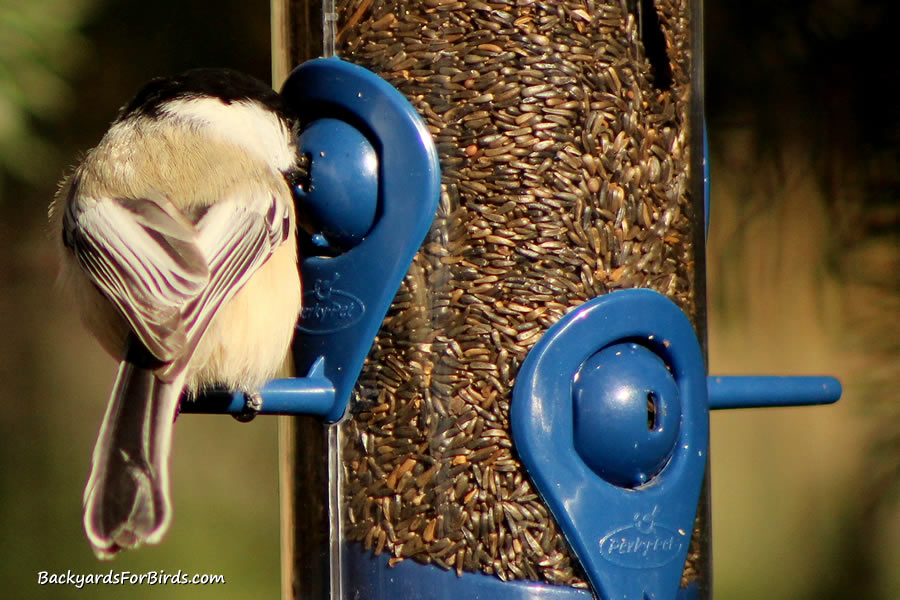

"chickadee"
[50, 69, 303, 559]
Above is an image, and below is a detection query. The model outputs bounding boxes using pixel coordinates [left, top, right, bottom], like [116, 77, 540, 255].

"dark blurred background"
[0, 1, 896, 598]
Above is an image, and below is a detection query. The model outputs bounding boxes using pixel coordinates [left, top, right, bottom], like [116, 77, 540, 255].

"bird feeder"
[185, 2, 841, 598]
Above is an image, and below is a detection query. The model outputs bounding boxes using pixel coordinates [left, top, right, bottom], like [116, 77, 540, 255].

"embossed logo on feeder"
[298, 276, 365, 334]
[598, 507, 686, 569]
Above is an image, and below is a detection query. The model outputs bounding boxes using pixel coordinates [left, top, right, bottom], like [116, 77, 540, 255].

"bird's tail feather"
[82, 359, 184, 559]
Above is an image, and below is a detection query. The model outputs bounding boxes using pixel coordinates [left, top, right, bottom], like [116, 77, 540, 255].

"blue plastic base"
[344, 545, 700, 600]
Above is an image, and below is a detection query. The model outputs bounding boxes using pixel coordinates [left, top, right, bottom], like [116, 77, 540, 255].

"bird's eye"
[287, 153, 311, 195]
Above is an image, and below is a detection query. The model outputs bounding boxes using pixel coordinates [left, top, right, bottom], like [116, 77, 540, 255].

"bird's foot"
[233, 391, 262, 422]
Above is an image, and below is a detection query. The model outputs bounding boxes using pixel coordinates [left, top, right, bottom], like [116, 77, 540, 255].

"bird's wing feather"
[155, 189, 293, 380]
[64, 196, 209, 364]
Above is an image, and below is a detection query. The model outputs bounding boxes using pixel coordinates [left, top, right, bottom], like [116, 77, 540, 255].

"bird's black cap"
[119, 68, 287, 121]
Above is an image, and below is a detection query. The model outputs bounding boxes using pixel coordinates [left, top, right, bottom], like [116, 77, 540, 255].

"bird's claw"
[233, 391, 262, 422]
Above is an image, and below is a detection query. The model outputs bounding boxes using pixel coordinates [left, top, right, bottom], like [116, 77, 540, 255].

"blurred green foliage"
[0, 0, 95, 183]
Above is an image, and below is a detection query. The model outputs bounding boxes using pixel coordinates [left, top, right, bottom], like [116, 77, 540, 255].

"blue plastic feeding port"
[283, 58, 440, 422]
[573, 342, 681, 488]
[294, 117, 378, 251]
[511, 287, 841, 600]
[512, 289, 709, 600]
[183, 57, 440, 422]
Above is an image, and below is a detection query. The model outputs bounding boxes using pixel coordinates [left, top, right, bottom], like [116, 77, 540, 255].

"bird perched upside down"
[50, 69, 303, 559]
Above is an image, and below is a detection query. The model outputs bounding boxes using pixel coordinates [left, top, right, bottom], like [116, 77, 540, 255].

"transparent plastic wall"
[276, 0, 708, 598]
